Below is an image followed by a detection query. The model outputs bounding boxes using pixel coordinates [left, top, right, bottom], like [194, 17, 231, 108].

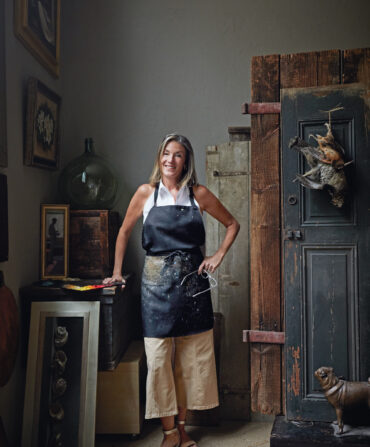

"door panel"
[282, 84, 369, 421]
[303, 245, 358, 398]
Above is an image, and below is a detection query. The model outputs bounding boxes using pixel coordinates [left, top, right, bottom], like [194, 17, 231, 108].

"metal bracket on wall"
[242, 330, 285, 344]
[241, 102, 281, 115]
[213, 170, 249, 177]
[284, 229, 304, 241]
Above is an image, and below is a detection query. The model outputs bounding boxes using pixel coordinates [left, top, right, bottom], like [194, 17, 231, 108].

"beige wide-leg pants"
[144, 328, 219, 419]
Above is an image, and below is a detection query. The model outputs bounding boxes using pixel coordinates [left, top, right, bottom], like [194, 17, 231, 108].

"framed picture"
[0, 0, 7, 167]
[41, 204, 69, 279]
[25, 78, 61, 170]
[14, 0, 60, 77]
[22, 301, 100, 447]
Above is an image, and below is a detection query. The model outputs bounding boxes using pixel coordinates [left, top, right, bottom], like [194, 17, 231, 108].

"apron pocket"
[142, 256, 166, 286]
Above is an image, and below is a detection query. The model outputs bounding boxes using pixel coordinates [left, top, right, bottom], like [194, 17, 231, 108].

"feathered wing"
[288, 137, 325, 167]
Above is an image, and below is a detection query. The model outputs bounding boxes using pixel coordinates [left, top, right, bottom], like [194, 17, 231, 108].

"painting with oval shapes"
[25, 78, 61, 170]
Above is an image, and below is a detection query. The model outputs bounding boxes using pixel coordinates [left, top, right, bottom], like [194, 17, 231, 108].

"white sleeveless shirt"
[143, 181, 200, 223]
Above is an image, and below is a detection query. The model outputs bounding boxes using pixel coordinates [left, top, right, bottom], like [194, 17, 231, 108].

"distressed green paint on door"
[282, 84, 370, 421]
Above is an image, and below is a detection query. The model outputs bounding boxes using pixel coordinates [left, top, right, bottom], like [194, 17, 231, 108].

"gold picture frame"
[41, 204, 69, 280]
[22, 301, 100, 447]
[14, 0, 61, 77]
[25, 78, 61, 170]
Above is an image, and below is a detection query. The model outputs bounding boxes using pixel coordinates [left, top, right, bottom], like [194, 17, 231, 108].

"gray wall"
[60, 0, 370, 285]
[0, 0, 61, 443]
[0, 0, 369, 443]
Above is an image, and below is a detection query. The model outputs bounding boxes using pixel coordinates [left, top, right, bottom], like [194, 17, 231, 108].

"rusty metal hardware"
[288, 194, 297, 205]
[294, 230, 303, 240]
[284, 229, 304, 241]
[243, 330, 285, 344]
[213, 170, 249, 177]
[241, 102, 281, 115]
[285, 230, 294, 240]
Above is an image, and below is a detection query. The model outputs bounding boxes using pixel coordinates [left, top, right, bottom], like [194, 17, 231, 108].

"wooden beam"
[342, 48, 370, 85]
[280, 50, 341, 88]
[250, 53, 281, 415]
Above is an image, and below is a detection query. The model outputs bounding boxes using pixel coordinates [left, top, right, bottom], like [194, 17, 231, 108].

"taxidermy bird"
[289, 107, 352, 208]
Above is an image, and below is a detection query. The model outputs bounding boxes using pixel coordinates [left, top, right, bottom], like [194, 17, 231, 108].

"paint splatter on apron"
[141, 184, 214, 338]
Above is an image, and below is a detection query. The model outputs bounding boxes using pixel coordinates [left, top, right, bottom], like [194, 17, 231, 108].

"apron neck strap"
[188, 186, 196, 207]
[154, 183, 159, 206]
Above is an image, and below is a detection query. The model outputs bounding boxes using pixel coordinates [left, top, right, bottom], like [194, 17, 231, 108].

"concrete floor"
[96, 420, 273, 447]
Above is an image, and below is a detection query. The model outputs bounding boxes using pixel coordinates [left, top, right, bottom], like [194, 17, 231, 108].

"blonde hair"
[149, 134, 198, 189]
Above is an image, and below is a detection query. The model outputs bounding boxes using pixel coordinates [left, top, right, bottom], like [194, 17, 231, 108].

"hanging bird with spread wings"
[289, 106, 353, 208]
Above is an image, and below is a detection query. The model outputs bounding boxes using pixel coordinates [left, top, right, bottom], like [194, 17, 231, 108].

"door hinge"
[284, 229, 304, 241]
[241, 102, 281, 115]
[242, 330, 285, 344]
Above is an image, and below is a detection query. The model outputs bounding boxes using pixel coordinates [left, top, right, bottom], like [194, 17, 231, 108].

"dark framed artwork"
[41, 204, 69, 279]
[14, 0, 60, 77]
[0, 174, 8, 262]
[22, 301, 100, 447]
[0, 0, 7, 167]
[25, 78, 61, 169]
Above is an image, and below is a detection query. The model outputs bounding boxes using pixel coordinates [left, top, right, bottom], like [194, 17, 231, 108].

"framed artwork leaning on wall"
[40, 204, 69, 280]
[22, 301, 100, 447]
[14, 0, 61, 77]
[25, 78, 61, 170]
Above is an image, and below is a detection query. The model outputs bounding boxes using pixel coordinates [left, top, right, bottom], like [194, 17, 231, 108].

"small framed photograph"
[25, 78, 61, 170]
[14, 0, 61, 77]
[41, 204, 69, 279]
[22, 301, 100, 447]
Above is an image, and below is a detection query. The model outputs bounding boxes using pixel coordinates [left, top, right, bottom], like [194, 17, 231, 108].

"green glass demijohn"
[58, 138, 119, 209]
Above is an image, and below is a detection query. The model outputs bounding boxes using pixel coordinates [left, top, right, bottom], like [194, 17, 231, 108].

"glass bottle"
[58, 138, 119, 209]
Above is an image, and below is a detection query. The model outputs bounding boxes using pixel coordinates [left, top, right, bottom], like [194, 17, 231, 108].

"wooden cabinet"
[69, 210, 120, 279]
[20, 274, 136, 371]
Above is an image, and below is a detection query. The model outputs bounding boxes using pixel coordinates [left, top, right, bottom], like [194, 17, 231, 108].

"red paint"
[243, 329, 285, 344]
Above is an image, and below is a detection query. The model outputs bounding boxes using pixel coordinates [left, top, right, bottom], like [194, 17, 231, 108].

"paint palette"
[62, 281, 125, 292]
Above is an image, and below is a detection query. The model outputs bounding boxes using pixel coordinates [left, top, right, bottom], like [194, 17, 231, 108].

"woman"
[104, 134, 239, 447]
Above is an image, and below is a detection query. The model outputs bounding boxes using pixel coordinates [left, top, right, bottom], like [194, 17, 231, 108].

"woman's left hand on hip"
[198, 253, 223, 274]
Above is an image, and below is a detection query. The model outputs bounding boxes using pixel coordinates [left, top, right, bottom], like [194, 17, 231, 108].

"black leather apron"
[141, 184, 214, 338]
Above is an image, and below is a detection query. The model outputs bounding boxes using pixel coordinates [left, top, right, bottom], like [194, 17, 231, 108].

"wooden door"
[206, 139, 251, 419]
[249, 48, 369, 416]
[282, 84, 370, 421]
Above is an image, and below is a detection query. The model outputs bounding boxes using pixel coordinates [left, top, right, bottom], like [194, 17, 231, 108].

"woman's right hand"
[102, 274, 125, 286]
[102, 184, 153, 289]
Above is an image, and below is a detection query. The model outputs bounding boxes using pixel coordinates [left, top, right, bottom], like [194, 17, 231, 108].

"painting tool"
[62, 281, 125, 292]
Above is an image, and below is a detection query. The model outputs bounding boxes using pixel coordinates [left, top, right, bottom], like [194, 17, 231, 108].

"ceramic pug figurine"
[315, 366, 370, 434]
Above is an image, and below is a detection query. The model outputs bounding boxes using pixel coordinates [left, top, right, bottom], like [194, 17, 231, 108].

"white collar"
[159, 180, 187, 198]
